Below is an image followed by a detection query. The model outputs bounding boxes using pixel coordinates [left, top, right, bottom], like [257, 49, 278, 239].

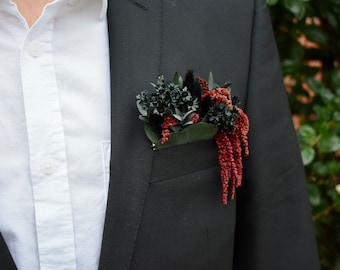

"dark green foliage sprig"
[136, 74, 199, 128]
[205, 97, 240, 133]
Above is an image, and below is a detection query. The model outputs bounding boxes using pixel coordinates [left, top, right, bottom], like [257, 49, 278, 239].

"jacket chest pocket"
[150, 139, 219, 183]
[132, 140, 236, 269]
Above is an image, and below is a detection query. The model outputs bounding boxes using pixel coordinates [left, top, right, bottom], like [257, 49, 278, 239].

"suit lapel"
[0, 233, 16, 269]
[99, 1, 162, 269]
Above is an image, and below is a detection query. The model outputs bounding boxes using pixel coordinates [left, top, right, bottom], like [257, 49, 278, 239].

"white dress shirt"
[0, 0, 111, 269]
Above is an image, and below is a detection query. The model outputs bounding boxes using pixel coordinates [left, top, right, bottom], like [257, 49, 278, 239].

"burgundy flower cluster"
[198, 77, 249, 204]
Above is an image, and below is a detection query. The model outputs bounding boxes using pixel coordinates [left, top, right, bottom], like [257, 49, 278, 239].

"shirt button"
[41, 162, 55, 175]
[67, 0, 79, 6]
[28, 41, 42, 58]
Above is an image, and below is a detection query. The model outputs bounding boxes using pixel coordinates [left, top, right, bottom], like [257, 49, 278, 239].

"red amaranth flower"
[202, 87, 233, 109]
[214, 108, 249, 204]
[236, 108, 249, 156]
[191, 113, 199, 124]
[161, 116, 179, 144]
[197, 77, 209, 95]
[230, 131, 243, 197]
[215, 132, 233, 204]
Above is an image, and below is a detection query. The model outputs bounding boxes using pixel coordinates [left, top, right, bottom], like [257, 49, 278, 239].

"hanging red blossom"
[199, 78, 249, 204]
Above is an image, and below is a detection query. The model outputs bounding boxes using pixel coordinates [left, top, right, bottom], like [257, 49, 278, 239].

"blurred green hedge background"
[267, 0, 340, 269]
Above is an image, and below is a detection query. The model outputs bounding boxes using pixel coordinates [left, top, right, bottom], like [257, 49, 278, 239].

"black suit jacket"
[0, 0, 320, 269]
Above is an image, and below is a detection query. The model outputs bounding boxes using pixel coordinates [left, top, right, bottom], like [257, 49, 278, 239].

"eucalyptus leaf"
[144, 123, 161, 144]
[173, 72, 180, 85]
[183, 121, 194, 126]
[172, 114, 182, 121]
[183, 110, 194, 119]
[171, 126, 182, 133]
[136, 101, 147, 116]
[178, 76, 183, 88]
[208, 72, 215, 90]
[138, 115, 150, 123]
[147, 122, 218, 149]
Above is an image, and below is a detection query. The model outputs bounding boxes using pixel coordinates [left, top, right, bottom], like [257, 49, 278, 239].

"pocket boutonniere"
[136, 70, 249, 204]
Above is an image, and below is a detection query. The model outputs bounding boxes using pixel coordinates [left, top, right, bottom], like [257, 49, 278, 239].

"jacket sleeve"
[232, 0, 320, 269]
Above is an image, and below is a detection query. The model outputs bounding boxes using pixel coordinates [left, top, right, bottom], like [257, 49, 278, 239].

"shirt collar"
[0, 0, 108, 20]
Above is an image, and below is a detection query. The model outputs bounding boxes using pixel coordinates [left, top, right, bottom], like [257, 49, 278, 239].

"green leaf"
[307, 77, 335, 104]
[313, 105, 332, 121]
[335, 257, 340, 270]
[306, 77, 326, 95]
[173, 72, 180, 85]
[326, 12, 339, 29]
[282, 59, 300, 75]
[334, 96, 340, 107]
[333, 111, 340, 122]
[308, 182, 322, 206]
[301, 145, 315, 165]
[172, 114, 183, 121]
[144, 122, 218, 149]
[136, 101, 147, 116]
[303, 25, 329, 45]
[331, 68, 340, 88]
[144, 124, 162, 144]
[298, 124, 317, 144]
[284, 0, 306, 20]
[173, 72, 183, 88]
[318, 133, 340, 153]
[312, 161, 329, 177]
[327, 189, 340, 206]
[267, 0, 279, 5]
[208, 72, 215, 90]
[327, 160, 340, 175]
[320, 88, 335, 105]
[289, 41, 305, 62]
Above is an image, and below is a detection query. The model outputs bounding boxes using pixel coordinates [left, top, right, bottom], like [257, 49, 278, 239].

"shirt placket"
[20, 3, 77, 269]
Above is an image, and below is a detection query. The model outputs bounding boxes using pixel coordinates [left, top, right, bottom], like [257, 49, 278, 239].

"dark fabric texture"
[0, 0, 320, 269]
[0, 233, 16, 269]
